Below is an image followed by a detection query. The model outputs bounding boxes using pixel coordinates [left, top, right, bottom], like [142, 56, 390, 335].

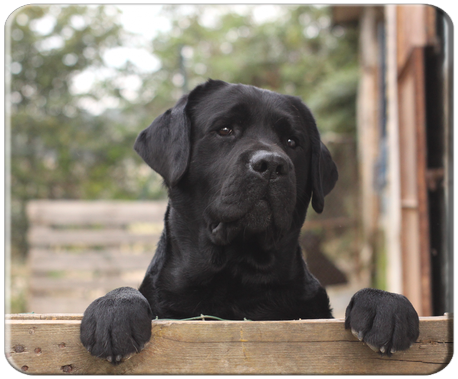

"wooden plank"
[27, 200, 168, 226]
[5, 315, 452, 375]
[332, 5, 364, 24]
[29, 277, 144, 295]
[384, 5, 403, 294]
[411, 47, 433, 317]
[355, 6, 380, 287]
[7, 314, 84, 320]
[397, 47, 432, 316]
[26, 298, 95, 314]
[29, 250, 153, 273]
[28, 226, 161, 247]
[396, 5, 437, 70]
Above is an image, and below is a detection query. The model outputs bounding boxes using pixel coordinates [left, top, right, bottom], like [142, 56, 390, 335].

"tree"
[8, 4, 359, 258]
[8, 5, 160, 258]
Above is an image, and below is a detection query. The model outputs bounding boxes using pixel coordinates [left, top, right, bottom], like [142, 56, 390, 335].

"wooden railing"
[6, 314, 452, 375]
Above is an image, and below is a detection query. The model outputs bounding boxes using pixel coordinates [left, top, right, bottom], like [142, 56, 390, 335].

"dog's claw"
[366, 343, 380, 353]
[351, 328, 364, 341]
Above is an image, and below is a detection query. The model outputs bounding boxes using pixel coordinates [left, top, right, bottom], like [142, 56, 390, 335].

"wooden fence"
[26, 200, 167, 313]
[6, 314, 452, 375]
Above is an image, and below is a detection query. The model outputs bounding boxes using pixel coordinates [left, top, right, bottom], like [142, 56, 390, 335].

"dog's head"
[135, 80, 337, 246]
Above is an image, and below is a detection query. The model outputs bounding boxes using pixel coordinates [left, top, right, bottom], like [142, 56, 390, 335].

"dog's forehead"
[191, 84, 296, 128]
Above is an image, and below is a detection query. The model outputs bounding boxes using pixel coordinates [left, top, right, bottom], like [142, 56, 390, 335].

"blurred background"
[6, 4, 452, 318]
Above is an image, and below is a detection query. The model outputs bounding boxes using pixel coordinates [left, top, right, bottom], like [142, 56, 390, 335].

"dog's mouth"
[209, 199, 275, 246]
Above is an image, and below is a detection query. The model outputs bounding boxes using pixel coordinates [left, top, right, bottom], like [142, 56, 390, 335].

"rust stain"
[240, 327, 248, 360]
[239, 328, 248, 343]
[151, 324, 166, 344]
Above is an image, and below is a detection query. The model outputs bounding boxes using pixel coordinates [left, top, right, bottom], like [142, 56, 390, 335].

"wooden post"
[356, 7, 381, 285]
[384, 4, 403, 295]
[396, 5, 435, 316]
[5, 314, 453, 375]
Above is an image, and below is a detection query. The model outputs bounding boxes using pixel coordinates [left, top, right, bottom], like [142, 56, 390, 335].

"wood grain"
[6, 315, 452, 375]
[27, 200, 168, 226]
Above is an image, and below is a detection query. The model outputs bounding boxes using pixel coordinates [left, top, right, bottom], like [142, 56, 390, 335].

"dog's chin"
[241, 199, 273, 232]
[209, 199, 278, 246]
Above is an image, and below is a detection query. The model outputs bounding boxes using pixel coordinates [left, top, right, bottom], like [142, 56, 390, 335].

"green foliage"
[139, 5, 359, 133]
[9, 5, 138, 201]
[7, 4, 358, 257]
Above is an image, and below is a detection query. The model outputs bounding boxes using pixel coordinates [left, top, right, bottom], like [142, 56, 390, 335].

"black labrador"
[80, 80, 419, 364]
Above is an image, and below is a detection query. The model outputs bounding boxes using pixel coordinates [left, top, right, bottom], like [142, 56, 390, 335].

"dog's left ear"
[310, 140, 338, 213]
[287, 95, 338, 213]
[134, 95, 191, 187]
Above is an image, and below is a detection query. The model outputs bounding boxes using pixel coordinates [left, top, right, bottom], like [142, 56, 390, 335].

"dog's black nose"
[249, 151, 290, 180]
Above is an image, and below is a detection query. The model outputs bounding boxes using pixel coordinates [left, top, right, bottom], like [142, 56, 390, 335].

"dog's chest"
[159, 272, 302, 321]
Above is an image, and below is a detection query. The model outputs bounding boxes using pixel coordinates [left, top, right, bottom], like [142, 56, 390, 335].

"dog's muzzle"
[206, 148, 296, 246]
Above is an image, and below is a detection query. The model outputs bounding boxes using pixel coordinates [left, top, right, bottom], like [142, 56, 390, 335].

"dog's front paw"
[345, 288, 419, 356]
[80, 287, 152, 364]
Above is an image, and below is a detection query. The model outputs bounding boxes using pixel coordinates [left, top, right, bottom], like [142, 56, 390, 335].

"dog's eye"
[287, 138, 298, 148]
[217, 127, 233, 136]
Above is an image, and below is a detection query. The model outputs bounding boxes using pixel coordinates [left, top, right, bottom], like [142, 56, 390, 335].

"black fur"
[80, 80, 419, 364]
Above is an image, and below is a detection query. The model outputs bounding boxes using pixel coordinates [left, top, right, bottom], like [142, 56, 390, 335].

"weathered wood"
[29, 277, 143, 296]
[27, 298, 98, 315]
[27, 250, 153, 313]
[26, 201, 165, 313]
[27, 200, 168, 226]
[8, 314, 84, 320]
[28, 226, 162, 247]
[29, 250, 153, 273]
[5, 315, 452, 375]
[396, 5, 437, 71]
[355, 7, 380, 289]
[397, 46, 432, 316]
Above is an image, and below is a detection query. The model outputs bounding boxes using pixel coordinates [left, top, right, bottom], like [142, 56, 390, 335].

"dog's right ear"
[134, 95, 191, 188]
[134, 79, 228, 187]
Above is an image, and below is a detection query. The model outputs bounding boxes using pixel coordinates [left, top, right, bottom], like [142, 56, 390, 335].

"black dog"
[80, 80, 419, 364]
